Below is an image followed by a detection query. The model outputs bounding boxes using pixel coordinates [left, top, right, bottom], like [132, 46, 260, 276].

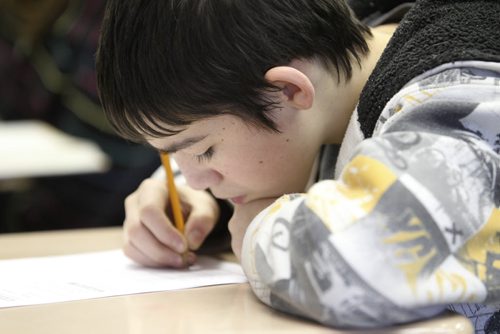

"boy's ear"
[264, 66, 315, 110]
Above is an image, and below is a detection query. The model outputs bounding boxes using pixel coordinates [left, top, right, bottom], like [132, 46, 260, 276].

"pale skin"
[122, 26, 396, 267]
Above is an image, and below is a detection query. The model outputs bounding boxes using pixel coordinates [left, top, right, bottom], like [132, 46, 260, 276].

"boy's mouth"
[229, 196, 246, 205]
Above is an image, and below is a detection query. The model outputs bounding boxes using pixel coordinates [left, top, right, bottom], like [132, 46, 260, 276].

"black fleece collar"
[357, 0, 500, 138]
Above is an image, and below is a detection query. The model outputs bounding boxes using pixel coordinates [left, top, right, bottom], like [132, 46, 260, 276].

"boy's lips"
[229, 196, 246, 205]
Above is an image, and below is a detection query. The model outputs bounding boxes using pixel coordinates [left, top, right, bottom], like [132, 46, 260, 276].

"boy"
[96, 0, 500, 330]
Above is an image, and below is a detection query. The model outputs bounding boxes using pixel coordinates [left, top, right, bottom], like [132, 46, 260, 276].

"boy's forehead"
[146, 114, 253, 152]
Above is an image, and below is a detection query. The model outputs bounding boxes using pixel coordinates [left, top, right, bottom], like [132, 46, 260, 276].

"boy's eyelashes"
[195, 146, 214, 163]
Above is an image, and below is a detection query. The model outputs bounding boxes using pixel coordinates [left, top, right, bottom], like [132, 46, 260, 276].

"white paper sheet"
[0, 250, 247, 308]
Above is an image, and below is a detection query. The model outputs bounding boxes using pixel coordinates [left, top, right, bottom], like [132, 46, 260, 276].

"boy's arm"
[241, 66, 500, 328]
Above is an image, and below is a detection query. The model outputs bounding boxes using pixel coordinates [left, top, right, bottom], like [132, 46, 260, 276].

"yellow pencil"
[160, 152, 185, 233]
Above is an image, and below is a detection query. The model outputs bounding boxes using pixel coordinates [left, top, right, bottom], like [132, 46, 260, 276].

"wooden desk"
[0, 228, 473, 334]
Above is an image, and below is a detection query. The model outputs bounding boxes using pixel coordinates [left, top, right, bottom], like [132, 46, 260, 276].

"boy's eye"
[195, 147, 214, 163]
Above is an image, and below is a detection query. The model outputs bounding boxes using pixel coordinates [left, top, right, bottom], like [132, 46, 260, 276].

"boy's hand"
[228, 197, 277, 261]
[122, 178, 220, 268]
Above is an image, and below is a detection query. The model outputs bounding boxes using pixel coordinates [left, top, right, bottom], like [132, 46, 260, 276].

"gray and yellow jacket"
[241, 0, 500, 331]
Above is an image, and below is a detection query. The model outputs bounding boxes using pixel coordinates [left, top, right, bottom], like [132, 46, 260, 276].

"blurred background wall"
[0, 0, 160, 232]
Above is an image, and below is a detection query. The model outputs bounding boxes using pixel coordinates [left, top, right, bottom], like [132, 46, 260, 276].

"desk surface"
[0, 227, 473, 334]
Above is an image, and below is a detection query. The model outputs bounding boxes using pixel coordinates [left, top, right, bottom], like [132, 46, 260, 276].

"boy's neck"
[321, 24, 396, 144]
[364, 24, 397, 78]
[350, 24, 397, 111]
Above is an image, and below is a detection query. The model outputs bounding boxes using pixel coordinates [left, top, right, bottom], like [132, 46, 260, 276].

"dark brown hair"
[96, 0, 371, 142]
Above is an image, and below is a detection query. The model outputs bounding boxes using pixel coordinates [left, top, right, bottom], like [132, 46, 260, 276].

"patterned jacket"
[241, 0, 500, 331]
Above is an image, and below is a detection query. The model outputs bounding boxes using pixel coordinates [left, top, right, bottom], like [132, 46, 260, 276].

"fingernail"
[174, 237, 186, 253]
[186, 252, 196, 265]
[174, 254, 184, 267]
[187, 229, 203, 250]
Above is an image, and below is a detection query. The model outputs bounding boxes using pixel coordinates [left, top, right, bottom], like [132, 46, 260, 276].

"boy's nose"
[175, 159, 222, 190]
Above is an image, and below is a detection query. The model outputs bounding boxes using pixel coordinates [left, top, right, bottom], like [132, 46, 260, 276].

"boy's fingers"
[140, 205, 187, 253]
[124, 242, 195, 268]
[182, 189, 220, 250]
[136, 178, 168, 211]
[185, 216, 214, 251]
[136, 178, 188, 253]
[124, 221, 188, 267]
[123, 242, 164, 268]
[122, 178, 197, 267]
[131, 179, 220, 253]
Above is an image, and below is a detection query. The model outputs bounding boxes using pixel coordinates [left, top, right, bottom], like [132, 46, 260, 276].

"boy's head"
[96, 0, 371, 142]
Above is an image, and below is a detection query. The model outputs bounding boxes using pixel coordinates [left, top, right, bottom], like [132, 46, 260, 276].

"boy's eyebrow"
[160, 135, 208, 154]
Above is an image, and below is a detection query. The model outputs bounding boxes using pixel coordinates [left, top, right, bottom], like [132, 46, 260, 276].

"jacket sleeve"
[241, 68, 500, 328]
